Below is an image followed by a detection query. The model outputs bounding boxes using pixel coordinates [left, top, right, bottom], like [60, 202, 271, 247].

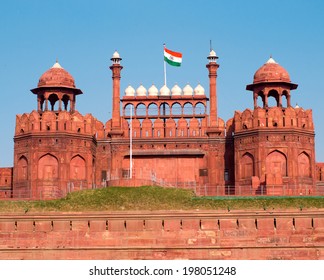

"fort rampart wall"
[0, 210, 324, 260]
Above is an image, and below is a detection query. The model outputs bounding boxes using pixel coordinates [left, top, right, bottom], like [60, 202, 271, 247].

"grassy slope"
[1, 186, 324, 213]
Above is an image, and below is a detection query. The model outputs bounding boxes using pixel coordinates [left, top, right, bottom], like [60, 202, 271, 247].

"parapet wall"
[0, 210, 324, 260]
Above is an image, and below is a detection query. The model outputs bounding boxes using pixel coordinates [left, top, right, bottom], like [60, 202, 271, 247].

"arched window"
[183, 102, 194, 115]
[124, 103, 135, 117]
[268, 90, 279, 107]
[160, 103, 171, 116]
[136, 103, 146, 117]
[282, 90, 289, 108]
[257, 92, 264, 108]
[48, 93, 59, 111]
[194, 102, 206, 115]
[62, 95, 70, 111]
[171, 102, 182, 115]
[147, 103, 158, 116]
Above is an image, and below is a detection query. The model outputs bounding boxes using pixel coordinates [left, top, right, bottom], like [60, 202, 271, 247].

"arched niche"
[266, 150, 287, 177]
[70, 155, 86, 180]
[298, 152, 311, 178]
[38, 154, 59, 180]
[17, 156, 28, 180]
[241, 153, 254, 179]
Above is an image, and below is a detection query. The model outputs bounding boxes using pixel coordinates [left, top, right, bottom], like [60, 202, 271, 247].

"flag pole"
[163, 43, 167, 86]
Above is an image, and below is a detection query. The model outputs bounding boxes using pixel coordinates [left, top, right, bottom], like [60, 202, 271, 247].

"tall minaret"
[109, 51, 123, 136]
[206, 49, 220, 129]
[206, 50, 219, 127]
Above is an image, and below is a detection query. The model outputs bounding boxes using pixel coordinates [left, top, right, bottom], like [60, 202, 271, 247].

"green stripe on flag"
[164, 56, 181, 67]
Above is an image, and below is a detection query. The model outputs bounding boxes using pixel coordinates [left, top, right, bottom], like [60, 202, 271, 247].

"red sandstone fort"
[1, 50, 324, 199]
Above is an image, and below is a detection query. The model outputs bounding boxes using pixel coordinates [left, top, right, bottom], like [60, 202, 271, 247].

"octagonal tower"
[232, 57, 315, 195]
[13, 62, 102, 199]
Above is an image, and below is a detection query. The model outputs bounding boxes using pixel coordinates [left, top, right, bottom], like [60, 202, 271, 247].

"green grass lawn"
[1, 186, 324, 213]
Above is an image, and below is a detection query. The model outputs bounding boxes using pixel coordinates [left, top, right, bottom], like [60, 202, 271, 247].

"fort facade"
[1, 50, 323, 199]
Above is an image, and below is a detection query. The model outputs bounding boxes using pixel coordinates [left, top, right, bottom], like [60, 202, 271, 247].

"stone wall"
[0, 210, 324, 260]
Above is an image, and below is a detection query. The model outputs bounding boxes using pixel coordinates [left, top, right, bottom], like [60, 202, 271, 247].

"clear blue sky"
[0, 0, 324, 166]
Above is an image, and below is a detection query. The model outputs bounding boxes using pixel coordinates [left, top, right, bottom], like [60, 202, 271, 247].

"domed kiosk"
[31, 61, 82, 112]
[246, 57, 297, 108]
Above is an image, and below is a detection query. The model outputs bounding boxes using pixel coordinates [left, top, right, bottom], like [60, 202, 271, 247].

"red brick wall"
[0, 210, 324, 260]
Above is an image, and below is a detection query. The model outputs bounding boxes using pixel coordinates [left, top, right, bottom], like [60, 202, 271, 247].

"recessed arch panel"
[38, 154, 59, 180]
[298, 152, 311, 177]
[266, 150, 287, 177]
[70, 155, 86, 180]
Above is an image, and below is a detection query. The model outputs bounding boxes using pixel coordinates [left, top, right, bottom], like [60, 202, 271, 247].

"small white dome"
[209, 50, 217, 57]
[136, 85, 147, 96]
[160, 85, 170, 96]
[295, 103, 300, 109]
[148, 84, 158, 96]
[125, 85, 135, 96]
[112, 51, 120, 59]
[183, 84, 193, 96]
[171, 84, 182, 96]
[194, 84, 205, 95]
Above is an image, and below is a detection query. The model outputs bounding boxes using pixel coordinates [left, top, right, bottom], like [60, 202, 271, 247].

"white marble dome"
[160, 85, 171, 96]
[125, 85, 135, 96]
[183, 84, 193, 96]
[148, 84, 159, 96]
[136, 84, 147, 96]
[171, 84, 182, 96]
[194, 83, 205, 95]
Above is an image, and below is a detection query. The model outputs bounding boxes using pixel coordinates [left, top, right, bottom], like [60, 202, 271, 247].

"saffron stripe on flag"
[164, 48, 182, 58]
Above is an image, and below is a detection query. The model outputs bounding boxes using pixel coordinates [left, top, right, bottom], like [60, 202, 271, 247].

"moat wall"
[0, 210, 324, 260]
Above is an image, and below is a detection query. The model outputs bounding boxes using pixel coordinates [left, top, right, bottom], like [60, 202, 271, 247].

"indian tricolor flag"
[164, 47, 182, 67]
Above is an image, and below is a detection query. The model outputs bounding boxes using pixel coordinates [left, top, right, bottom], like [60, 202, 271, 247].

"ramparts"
[0, 209, 324, 259]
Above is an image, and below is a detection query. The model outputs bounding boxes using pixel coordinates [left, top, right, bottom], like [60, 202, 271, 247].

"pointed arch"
[298, 152, 311, 177]
[38, 154, 59, 180]
[147, 102, 158, 116]
[171, 102, 182, 115]
[136, 103, 146, 117]
[48, 93, 59, 111]
[70, 155, 86, 180]
[17, 156, 28, 181]
[268, 89, 279, 107]
[266, 150, 287, 177]
[241, 152, 254, 179]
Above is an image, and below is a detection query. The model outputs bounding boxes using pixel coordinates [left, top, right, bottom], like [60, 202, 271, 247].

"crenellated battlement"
[15, 110, 105, 139]
[234, 106, 314, 132]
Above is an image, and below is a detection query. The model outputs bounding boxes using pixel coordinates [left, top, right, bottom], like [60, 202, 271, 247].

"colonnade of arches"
[254, 89, 291, 108]
[37, 93, 75, 112]
[123, 102, 207, 118]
